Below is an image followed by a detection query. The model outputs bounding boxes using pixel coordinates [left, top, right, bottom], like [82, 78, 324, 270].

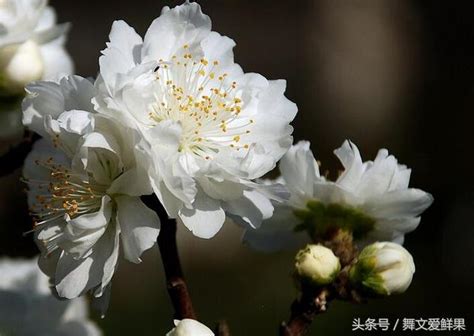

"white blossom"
[93, 1, 296, 238]
[0, 258, 101, 336]
[244, 140, 433, 251]
[349, 242, 415, 295]
[0, 0, 73, 95]
[167, 319, 214, 336]
[22, 75, 159, 308]
[0, 0, 73, 140]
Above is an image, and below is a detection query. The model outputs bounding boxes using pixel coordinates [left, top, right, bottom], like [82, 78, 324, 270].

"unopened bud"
[295, 244, 340, 286]
[167, 319, 214, 336]
[349, 242, 415, 296]
[0, 40, 44, 95]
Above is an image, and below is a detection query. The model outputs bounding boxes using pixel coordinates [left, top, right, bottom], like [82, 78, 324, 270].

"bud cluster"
[293, 235, 416, 298]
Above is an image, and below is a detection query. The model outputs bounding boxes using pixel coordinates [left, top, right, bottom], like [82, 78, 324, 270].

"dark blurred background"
[1, 0, 473, 334]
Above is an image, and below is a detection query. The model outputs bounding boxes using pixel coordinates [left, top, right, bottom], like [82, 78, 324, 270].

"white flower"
[244, 140, 433, 251]
[349, 242, 415, 295]
[0, 0, 73, 95]
[295, 244, 340, 286]
[0, 258, 101, 336]
[167, 319, 214, 336]
[93, 1, 296, 238]
[22, 76, 159, 308]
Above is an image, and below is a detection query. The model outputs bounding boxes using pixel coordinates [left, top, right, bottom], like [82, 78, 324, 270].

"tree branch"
[0, 131, 38, 177]
[142, 195, 197, 320]
[215, 320, 231, 336]
[279, 288, 330, 336]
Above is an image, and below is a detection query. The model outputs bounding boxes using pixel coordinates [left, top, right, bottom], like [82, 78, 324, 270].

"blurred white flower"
[22, 76, 159, 309]
[349, 242, 415, 295]
[0, 0, 73, 95]
[295, 244, 340, 286]
[93, 1, 296, 238]
[244, 140, 433, 251]
[0, 0, 73, 140]
[167, 319, 214, 336]
[0, 258, 101, 336]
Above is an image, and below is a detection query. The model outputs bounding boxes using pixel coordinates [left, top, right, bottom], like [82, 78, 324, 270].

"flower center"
[25, 157, 107, 226]
[148, 45, 253, 160]
[294, 200, 376, 240]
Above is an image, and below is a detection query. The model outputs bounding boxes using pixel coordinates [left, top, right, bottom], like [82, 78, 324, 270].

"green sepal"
[293, 200, 376, 240]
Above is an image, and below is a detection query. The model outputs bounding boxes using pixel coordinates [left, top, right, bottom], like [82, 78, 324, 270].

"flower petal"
[364, 189, 434, 219]
[116, 195, 160, 263]
[99, 20, 143, 93]
[142, 1, 211, 63]
[334, 140, 365, 192]
[280, 141, 320, 196]
[178, 193, 225, 239]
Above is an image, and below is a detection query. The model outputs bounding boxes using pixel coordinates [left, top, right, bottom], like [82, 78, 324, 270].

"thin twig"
[0, 131, 38, 177]
[142, 195, 197, 320]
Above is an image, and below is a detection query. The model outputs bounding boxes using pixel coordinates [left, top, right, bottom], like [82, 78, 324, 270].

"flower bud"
[349, 242, 415, 296]
[167, 319, 214, 336]
[0, 40, 44, 95]
[295, 244, 341, 286]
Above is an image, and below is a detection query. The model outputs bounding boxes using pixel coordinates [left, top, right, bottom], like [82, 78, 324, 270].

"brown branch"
[0, 131, 38, 177]
[142, 195, 197, 320]
[279, 288, 331, 336]
[215, 320, 231, 336]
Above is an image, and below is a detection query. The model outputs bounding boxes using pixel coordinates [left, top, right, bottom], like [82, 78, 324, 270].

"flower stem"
[143, 195, 197, 320]
[158, 218, 197, 319]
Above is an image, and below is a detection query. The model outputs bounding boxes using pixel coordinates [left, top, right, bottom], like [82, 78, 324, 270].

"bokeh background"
[1, 0, 474, 334]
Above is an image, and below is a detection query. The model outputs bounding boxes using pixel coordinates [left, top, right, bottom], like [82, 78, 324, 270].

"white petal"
[364, 189, 434, 219]
[40, 42, 74, 81]
[178, 193, 225, 239]
[388, 166, 411, 191]
[244, 79, 297, 178]
[51, 110, 94, 136]
[107, 166, 153, 196]
[225, 189, 274, 229]
[55, 253, 94, 299]
[356, 149, 399, 197]
[334, 140, 365, 192]
[151, 179, 184, 218]
[200, 31, 236, 69]
[99, 20, 143, 93]
[55, 222, 119, 299]
[116, 195, 160, 263]
[22, 80, 65, 137]
[198, 177, 245, 202]
[279, 141, 320, 196]
[22, 76, 94, 136]
[142, 2, 211, 63]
